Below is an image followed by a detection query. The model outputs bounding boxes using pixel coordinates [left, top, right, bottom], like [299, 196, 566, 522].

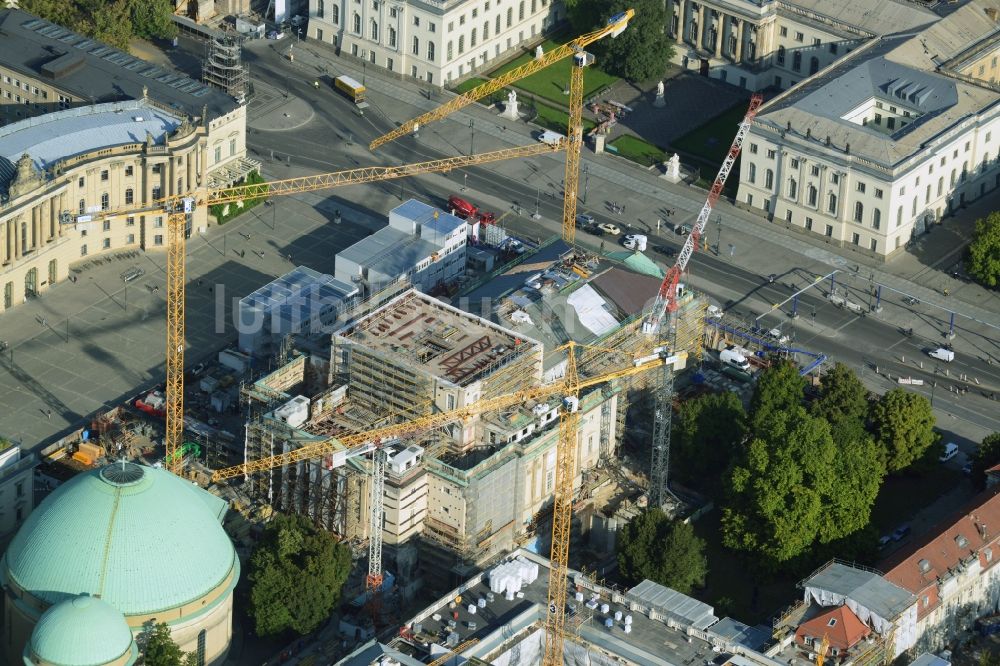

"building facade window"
[854, 201, 863, 223]
[354, 13, 361, 33]
[792, 51, 802, 72]
[412, 36, 419, 55]
[317, 0, 325, 18]
[332, 4, 339, 23]
[776, 45, 786, 66]
[872, 209, 881, 230]
[427, 41, 435, 61]
[809, 56, 819, 75]
[764, 169, 774, 190]
[807, 185, 817, 206]
[371, 19, 378, 40]
[787, 178, 797, 199]
[447, 41, 453, 59]
[519, 1, 525, 20]
[828, 193, 837, 214]
[748, 163, 756, 183]
[389, 27, 396, 47]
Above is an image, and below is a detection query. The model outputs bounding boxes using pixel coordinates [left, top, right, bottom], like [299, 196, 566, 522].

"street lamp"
[583, 164, 590, 205]
[361, 52, 367, 85]
[469, 119, 475, 155]
[715, 215, 722, 256]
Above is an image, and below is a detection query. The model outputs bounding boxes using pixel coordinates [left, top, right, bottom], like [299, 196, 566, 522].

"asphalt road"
[231, 42, 1000, 436]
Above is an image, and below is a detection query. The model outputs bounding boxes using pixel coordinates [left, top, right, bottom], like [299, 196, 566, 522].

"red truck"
[447, 195, 496, 225]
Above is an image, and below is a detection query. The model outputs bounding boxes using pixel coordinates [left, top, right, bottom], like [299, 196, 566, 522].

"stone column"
[676, 0, 686, 44]
[58, 193, 66, 237]
[735, 19, 745, 63]
[698, 4, 707, 51]
[714, 12, 724, 58]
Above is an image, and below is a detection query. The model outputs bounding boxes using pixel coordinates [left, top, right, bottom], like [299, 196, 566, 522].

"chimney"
[845, 143, 851, 154]
[981, 523, 989, 539]
[986, 7, 999, 22]
[825, 136, 831, 146]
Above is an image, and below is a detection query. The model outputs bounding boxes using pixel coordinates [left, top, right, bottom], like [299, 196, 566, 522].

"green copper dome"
[25, 595, 135, 666]
[5, 462, 236, 616]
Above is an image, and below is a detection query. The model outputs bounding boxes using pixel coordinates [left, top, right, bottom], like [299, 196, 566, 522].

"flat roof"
[339, 290, 539, 387]
[337, 226, 442, 277]
[391, 199, 466, 238]
[802, 562, 916, 621]
[0, 100, 180, 196]
[0, 9, 239, 119]
[337, 550, 727, 666]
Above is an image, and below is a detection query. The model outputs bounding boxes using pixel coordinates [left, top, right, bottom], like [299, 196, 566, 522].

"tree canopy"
[21, 0, 176, 51]
[971, 432, 1000, 488]
[869, 388, 936, 473]
[564, 0, 674, 82]
[966, 211, 1000, 288]
[810, 362, 870, 427]
[137, 622, 198, 666]
[722, 406, 836, 566]
[248, 513, 353, 638]
[673, 391, 747, 488]
[749, 361, 807, 435]
[617, 508, 707, 594]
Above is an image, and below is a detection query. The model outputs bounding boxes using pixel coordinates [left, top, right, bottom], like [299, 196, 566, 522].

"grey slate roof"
[0, 8, 239, 120]
[757, 36, 1000, 167]
[0, 100, 180, 196]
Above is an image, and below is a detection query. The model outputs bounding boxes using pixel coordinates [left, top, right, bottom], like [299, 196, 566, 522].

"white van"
[537, 130, 566, 146]
[719, 347, 751, 372]
[939, 442, 959, 462]
[928, 347, 955, 362]
[623, 234, 647, 251]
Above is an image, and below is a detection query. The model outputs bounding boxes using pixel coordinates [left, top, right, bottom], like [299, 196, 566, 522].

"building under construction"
[238, 252, 709, 594]
[202, 35, 249, 103]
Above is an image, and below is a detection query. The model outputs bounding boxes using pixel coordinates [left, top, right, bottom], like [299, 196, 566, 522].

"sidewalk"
[260, 39, 1000, 356]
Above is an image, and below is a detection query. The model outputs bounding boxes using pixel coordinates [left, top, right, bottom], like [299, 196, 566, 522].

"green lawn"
[531, 101, 596, 134]
[488, 36, 619, 107]
[452, 76, 490, 95]
[672, 103, 752, 166]
[609, 135, 667, 168]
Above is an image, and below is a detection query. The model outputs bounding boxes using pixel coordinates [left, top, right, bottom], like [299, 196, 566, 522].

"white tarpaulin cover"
[489, 557, 540, 596]
[566, 285, 617, 336]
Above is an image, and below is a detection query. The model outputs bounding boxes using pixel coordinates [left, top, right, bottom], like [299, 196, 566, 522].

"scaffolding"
[202, 35, 249, 103]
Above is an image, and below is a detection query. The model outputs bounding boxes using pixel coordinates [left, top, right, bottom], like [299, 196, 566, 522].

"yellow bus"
[334, 75, 365, 104]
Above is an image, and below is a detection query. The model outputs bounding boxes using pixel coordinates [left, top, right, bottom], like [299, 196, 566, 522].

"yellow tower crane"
[85, 141, 561, 475]
[368, 10, 634, 245]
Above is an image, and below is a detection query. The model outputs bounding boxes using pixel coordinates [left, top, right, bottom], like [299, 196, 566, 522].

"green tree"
[971, 432, 1000, 488]
[597, 0, 674, 82]
[673, 392, 746, 489]
[749, 361, 806, 435]
[138, 622, 184, 666]
[89, 0, 134, 51]
[966, 211, 1000, 288]
[248, 513, 352, 638]
[129, 0, 178, 40]
[869, 388, 936, 473]
[810, 363, 869, 427]
[722, 406, 835, 566]
[820, 417, 886, 541]
[617, 508, 707, 594]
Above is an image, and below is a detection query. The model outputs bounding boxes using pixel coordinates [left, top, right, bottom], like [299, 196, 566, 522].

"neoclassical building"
[736, 0, 1000, 259]
[664, 0, 939, 90]
[306, 0, 562, 85]
[0, 7, 254, 313]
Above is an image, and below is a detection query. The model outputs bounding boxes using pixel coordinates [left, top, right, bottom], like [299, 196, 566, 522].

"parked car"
[190, 362, 206, 377]
[598, 223, 622, 235]
[963, 461, 974, 476]
[878, 534, 892, 548]
[891, 524, 911, 541]
[575, 213, 595, 227]
[584, 224, 605, 236]
[940, 442, 959, 462]
[652, 244, 676, 257]
[622, 234, 647, 251]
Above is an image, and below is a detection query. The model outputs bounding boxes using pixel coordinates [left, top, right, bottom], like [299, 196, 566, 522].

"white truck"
[623, 234, 647, 251]
[719, 346, 751, 372]
[537, 130, 566, 146]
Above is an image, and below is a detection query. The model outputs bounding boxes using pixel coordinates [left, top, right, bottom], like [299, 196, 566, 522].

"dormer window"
[918, 558, 931, 573]
[956, 534, 969, 549]
[827, 618, 838, 627]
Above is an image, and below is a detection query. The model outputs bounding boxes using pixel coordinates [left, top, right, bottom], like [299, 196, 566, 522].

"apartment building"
[736, 1, 1000, 259]
[306, 0, 562, 85]
[0, 8, 251, 312]
[883, 489, 1000, 654]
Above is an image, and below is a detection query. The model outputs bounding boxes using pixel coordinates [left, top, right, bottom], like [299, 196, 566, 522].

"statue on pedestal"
[653, 80, 666, 108]
[503, 89, 520, 119]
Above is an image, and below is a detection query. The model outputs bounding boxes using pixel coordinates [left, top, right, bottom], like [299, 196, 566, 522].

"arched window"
[853, 201, 863, 222]
[809, 56, 819, 75]
[389, 26, 396, 48]
[496, 14, 501, 33]
[764, 169, 774, 190]
[937, 177, 943, 197]
[78, 199, 85, 214]
[519, 1, 525, 20]
[748, 163, 756, 183]
[483, 21, 489, 39]
[507, 7, 513, 27]
[332, 4, 339, 24]
[950, 169, 957, 186]
[427, 41, 435, 61]
[776, 45, 785, 66]
[788, 178, 797, 199]
[792, 51, 802, 72]
[125, 188, 134, 205]
[353, 12, 361, 33]
[317, 0, 325, 18]
[872, 208, 881, 230]
[828, 192, 837, 214]
[896, 206, 903, 227]
[370, 19, 378, 41]
[807, 184, 818, 206]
